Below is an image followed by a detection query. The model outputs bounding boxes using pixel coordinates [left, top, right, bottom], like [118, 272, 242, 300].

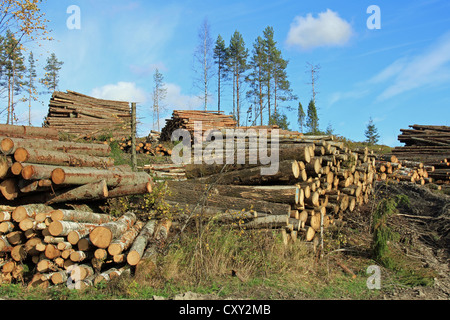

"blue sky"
[14, 0, 450, 146]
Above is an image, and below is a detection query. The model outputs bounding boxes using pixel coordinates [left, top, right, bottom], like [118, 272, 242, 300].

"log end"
[0, 138, 14, 154]
[12, 206, 28, 223]
[51, 168, 66, 185]
[11, 162, 23, 176]
[126, 250, 141, 266]
[13, 147, 29, 163]
[48, 221, 63, 237]
[107, 243, 122, 256]
[89, 226, 112, 249]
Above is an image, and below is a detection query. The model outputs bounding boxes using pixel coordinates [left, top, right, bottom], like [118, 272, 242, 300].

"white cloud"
[374, 32, 450, 100]
[286, 9, 353, 50]
[91, 82, 148, 103]
[163, 83, 203, 111]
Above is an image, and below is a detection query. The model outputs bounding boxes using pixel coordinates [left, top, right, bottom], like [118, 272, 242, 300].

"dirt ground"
[365, 182, 450, 300]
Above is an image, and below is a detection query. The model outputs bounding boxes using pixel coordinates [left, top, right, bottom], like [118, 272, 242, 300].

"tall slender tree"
[262, 26, 276, 121]
[228, 30, 248, 127]
[193, 18, 214, 111]
[272, 49, 296, 114]
[297, 101, 305, 133]
[152, 68, 167, 132]
[25, 51, 37, 126]
[213, 34, 228, 112]
[41, 52, 63, 93]
[1, 30, 26, 124]
[306, 99, 319, 134]
[246, 36, 266, 126]
[365, 117, 380, 145]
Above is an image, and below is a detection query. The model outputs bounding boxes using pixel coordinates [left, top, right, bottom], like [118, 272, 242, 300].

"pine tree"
[152, 68, 167, 132]
[365, 117, 380, 145]
[272, 43, 296, 115]
[228, 30, 248, 127]
[269, 110, 290, 131]
[213, 34, 229, 112]
[297, 101, 305, 133]
[41, 52, 63, 93]
[306, 99, 319, 134]
[1, 30, 26, 124]
[262, 26, 276, 121]
[246, 36, 267, 126]
[25, 51, 38, 126]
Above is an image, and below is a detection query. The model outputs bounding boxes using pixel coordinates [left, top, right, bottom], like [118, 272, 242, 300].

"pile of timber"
[387, 124, 450, 185]
[0, 207, 171, 288]
[160, 110, 237, 142]
[375, 155, 438, 186]
[0, 125, 154, 206]
[139, 163, 187, 182]
[44, 91, 131, 140]
[164, 134, 377, 244]
[118, 137, 172, 156]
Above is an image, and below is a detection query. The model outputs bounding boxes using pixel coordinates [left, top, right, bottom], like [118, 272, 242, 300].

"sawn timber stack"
[386, 124, 450, 186]
[0, 125, 153, 205]
[44, 90, 131, 139]
[0, 207, 172, 289]
[164, 133, 377, 244]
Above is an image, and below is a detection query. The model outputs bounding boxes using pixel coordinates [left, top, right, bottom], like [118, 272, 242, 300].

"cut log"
[166, 180, 298, 205]
[89, 211, 137, 249]
[48, 220, 100, 237]
[1, 136, 111, 157]
[107, 181, 153, 198]
[237, 215, 288, 230]
[50, 209, 115, 224]
[0, 221, 15, 234]
[164, 184, 291, 216]
[44, 244, 61, 260]
[0, 124, 59, 140]
[194, 160, 302, 185]
[12, 204, 54, 223]
[14, 147, 114, 168]
[11, 245, 27, 261]
[127, 220, 157, 266]
[107, 220, 144, 256]
[46, 180, 109, 204]
[0, 179, 19, 200]
[51, 166, 152, 187]
[0, 210, 11, 222]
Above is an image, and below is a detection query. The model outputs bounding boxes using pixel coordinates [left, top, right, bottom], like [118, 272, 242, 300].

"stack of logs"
[0, 206, 171, 288]
[375, 155, 438, 186]
[160, 110, 237, 143]
[118, 137, 172, 156]
[386, 124, 450, 186]
[44, 91, 132, 140]
[0, 124, 153, 206]
[163, 133, 377, 245]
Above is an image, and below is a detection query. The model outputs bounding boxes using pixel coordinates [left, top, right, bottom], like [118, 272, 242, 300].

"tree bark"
[89, 212, 137, 249]
[14, 147, 114, 168]
[107, 220, 144, 256]
[1, 136, 111, 157]
[164, 184, 291, 216]
[46, 180, 109, 205]
[127, 219, 157, 266]
[51, 166, 151, 187]
[50, 209, 115, 224]
[167, 180, 297, 205]
[194, 160, 301, 185]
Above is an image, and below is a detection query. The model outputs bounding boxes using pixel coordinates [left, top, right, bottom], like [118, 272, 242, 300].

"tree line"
[195, 19, 325, 134]
[149, 19, 320, 135]
[0, 0, 63, 126]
